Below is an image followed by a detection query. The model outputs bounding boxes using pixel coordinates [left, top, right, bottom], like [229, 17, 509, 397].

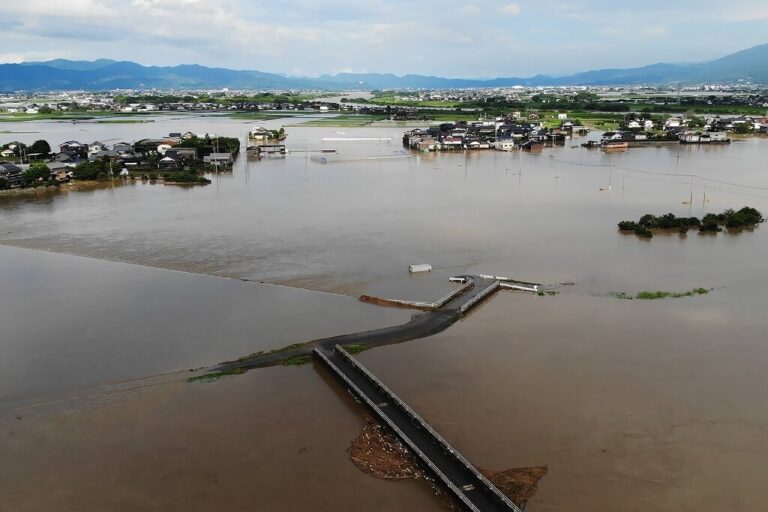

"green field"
[289, 114, 387, 127]
[368, 95, 464, 108]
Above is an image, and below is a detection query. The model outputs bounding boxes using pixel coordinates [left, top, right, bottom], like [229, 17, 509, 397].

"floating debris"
[348, 418, 548, 508]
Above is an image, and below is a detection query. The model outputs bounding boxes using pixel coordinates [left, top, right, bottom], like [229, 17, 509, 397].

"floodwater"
[1, 114, 767, 511]
[0, 244, 409, 403]
[360, 289, 768, 511]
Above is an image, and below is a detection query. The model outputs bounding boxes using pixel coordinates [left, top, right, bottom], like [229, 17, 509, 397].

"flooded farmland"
[1, 114, 767, 511]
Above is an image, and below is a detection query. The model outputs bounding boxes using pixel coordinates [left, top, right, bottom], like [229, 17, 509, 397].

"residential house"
[170, 147, 197, 160]
[48, 162, 73, 181]
[59, 141, 84, 153]
[494, 139, 516, 151]
[203, 153, 233, 165]
[250, 127, 270, 141]
[88, 141, 107, 154]
[0, 162, 23, 187]
[113, 142, 134, 154]
[664, 117, 683, 130]
[88, 149, 121, 162]
[157, 155, 181, 170]
[54, 151, 81, 164]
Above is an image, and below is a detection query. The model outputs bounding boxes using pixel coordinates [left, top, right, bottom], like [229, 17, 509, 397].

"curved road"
[211, 276, 499, 373]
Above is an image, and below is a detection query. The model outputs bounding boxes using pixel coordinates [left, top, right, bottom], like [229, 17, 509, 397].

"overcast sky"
[0, 0, 766, 77]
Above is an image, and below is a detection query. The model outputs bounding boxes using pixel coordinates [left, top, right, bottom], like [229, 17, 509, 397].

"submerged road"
[212, 276, 500, 373]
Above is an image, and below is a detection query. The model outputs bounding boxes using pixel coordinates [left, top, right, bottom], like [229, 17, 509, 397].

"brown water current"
[1, 115, 767, 511]
[0, 366, 440, 512]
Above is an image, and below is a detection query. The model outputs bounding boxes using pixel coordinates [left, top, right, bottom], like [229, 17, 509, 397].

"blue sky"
[0, 0, 766, 77]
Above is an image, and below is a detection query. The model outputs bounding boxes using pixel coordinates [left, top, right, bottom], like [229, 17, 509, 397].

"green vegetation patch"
[164, 171, 211, 184]
[344, 344, 369, 354]
[637, 288, 711, 300]
[278, 355, 311, 366]
[188, 367, 245, 382]
[618, 207, 763, 238]
[613, 288, 711, 300]
[232, 341, 311, 364]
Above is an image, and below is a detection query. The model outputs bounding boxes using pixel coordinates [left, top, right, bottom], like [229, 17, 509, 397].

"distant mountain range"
[2, 43, 768, 91]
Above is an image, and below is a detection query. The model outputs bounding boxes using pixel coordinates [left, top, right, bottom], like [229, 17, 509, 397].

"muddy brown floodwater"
[348, 418, 547, 508]
[1, 115, 768, 511]
[356, 289, 768, 511]
[0, 366, 442, 512]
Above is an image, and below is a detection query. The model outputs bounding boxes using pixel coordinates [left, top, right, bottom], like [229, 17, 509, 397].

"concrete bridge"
[210, 275, 539, 510]
[315, 343, 523, 512]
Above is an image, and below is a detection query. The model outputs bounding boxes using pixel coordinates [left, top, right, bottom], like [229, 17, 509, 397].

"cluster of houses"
[403, 115, 585, 152]
[0, 131, 237, 188]
[600, 114, 768, 146]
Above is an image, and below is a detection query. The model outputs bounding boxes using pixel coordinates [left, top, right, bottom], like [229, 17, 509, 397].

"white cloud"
[723, 6, 768, 21]
[643, 25, 670, 37]
[0, 0, 764, 77]
[0, 51, 66, 63]
[16, 0, 116, 18]
[500, 3, 521, 15]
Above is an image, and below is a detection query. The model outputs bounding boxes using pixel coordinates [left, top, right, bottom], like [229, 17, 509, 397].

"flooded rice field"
[1, 114, 767, 511]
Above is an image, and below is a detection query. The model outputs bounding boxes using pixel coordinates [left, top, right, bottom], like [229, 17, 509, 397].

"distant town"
[2, 84, 768, 192]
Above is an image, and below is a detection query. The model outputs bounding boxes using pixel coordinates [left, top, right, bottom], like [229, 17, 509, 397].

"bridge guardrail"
[360, 280, 474, 311]
[313, 347, 481, 512]
[333, 345, 523, 512]
[460, 281, 502, 314]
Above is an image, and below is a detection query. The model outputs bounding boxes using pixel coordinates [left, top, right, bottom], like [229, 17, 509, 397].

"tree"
[2, 141, 26, 156]
[732, 123, 754, 134]
[72, 160, 107, 180]
[29, 139, 52, 156]
[21, 162, 51, 186]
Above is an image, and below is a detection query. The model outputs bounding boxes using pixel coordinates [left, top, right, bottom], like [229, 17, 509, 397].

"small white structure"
[157, 144, 173, 155]
[709, 132, 728, 142]
[409, 264, 432, 273]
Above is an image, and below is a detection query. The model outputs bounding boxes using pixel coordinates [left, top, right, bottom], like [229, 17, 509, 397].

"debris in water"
[348, 419, 423, 480]
[348, 418, 548, 508]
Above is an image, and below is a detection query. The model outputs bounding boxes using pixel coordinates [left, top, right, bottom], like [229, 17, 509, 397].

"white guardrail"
[380, 280, 474, 310]
[314, 348, 482, 512]
[479, 274, 539, 292]
[333, 346, 523, 512]
[460, 281, 502, 314]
